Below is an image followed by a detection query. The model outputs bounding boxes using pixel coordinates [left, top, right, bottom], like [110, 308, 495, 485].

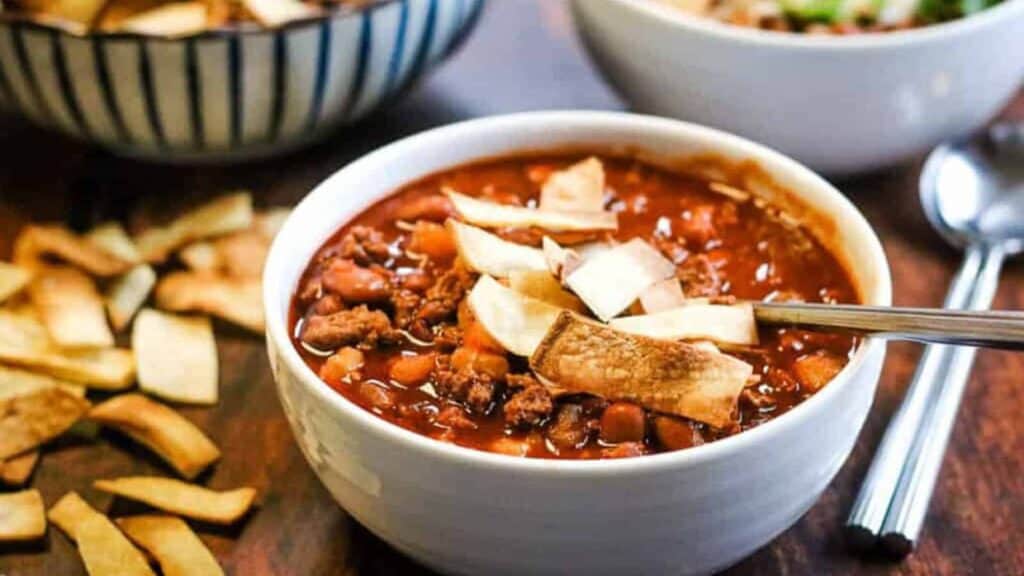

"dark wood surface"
[1, 1, 1022, 574]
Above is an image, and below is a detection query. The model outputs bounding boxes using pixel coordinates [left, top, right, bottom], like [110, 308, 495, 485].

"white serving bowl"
[0, 0, 483, 162]
[264, 111, 892, 576]
[571, 0, 1024, 176]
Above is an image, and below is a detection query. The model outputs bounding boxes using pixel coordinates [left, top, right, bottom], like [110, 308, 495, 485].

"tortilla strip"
[0, 308, 134, 389]
[530, 312, 752, 428]
[106, 264, 157, 331]
[539, 157, 605, 213]
[89, 394, 220, 479]
[0, 387, 91, 460]
[133, 309, 218, 405]
[507, 269, 585, 311]
[0, 262, 31, 303]
[254, 207, 291, 238]
[0, 489, 46, 542]
[85, 222, 142, 264]
[242, 0, 321, 27]
[0, 451, 40, 486]
[611, 302, 760, 346]
[96, 477, 257, 525]
[48, 492, 156, 576]
[48, 0, 109, 29]
[178, 241, 220, 273]
[117, 515, 224, 576]
[467, 275, 564, 357]
[565, 238, 676, 321]
[13, 224, 133, 277]
[639, 278, 687, 313]
[155, 272, 264, 333]
[29, 265, 114, 348]
[446, 189, 618, 232]
[118, 2, 209, 36]
[135, 192, 253, 263]
[178, 207, 288, 277]
[447, 220, 547, 278]
[0, 364, 87, 400]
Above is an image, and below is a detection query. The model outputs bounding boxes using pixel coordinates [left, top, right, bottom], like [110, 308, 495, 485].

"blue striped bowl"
[0, 0, 485, 162]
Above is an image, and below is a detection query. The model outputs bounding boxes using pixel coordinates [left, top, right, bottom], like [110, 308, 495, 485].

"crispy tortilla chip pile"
[0, 192, 282, 573]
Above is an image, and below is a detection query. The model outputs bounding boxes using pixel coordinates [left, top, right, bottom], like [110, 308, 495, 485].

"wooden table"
[1, 1, 1022, 574]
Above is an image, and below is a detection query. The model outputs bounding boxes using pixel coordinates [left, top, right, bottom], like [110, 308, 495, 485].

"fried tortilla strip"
[89, 394, 220, 479]
[178, 207, 289, 277]
[467, 275, 564, 357]
[507, 269, 585, 311]
[96, 477, 257, 525]
[133, 309, 218, 405]
[41, 0, 109, 32]
[117, 2, 209, 36]
[178, 241, 220, 273]
[539, 157, 605, 213]
[13, 224, 133, 277]
[106, 264, 157, 331]
[117, 515, 224, 576]
[447, 220, 547, 278]
[446, 189, 618, 232]
[530, 312, 752, 428]
[0, 387, 91, 460]
[155, 272, 263, 333]
[0, 307, 134, 389]
[135, 192, 253, 263]
[0, 451, 40, 486]
[0, 489, 46, 542]
[28, 264, 114, 348]
[565, 238, 676, 321]
[639, 278, 687, 313]
[48, 492, 156, 576]
[0, 262, 31, 303]
[254, 207, 291, 238]
[611, 302, 759, 346]
[242, 0, 321, 27]
[0, 364, 87, 400]
[85, 222, 142, 264]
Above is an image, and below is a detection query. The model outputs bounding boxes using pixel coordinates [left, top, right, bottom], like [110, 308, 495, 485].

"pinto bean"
[451, 346, 509, 381]
[358, 382, 394, 411]
[322, 259, 391, 303]
[408, 221, 456, 260]
[598, 402, 646, 444]
[389, 354, 436, 387]
[653, 416, 701, 451]
[462, 321, 504, 353]
[319, 347, 365, 384]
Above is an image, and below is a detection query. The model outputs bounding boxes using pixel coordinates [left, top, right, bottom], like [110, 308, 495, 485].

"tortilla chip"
[133, 309, 218, 405]
[178, 242, 220, 273]
[539, 157, 605, 213]
[467, 275, 564, 357]
[89, 394, 220, 479]
[96, 477, 256, 525]
[242, 0, 321, 27]
[135, 192, 253, 263]
[28, 265, 114, 348]
[118, 2, 209, 36]
[46, 0, 109, 30]
[0, 451, 40, 486]
[565, 238, 676, 321]
[155, 272, 263, 333]
[447, 220, 547, 278]
[0, 307, 134, 388]
[530, 312, 752, 428]
[611, 302, 759, 346]
[0, 364, 87, 400]
[210, 230, 270, 278]
[446, 190, 618, 232]
[0, 387, 91, 460]
[106, 264, 157, 331]
[48, 492, 155, 576]
[0, 489, 46, 542]
[85, 222, 142, 264]
[13, 224, 133, 277]
[254, 208, 291, 238]
[117, 515, 224, 576]
[0, 262, 32, 303]
[507, 269, 585, 311]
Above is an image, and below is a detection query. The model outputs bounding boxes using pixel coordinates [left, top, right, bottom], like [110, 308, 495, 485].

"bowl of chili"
[263, 111, 892, 575]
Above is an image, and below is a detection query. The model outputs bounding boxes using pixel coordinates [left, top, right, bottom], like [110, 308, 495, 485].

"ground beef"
[434, 405, 477, 430]
[503, 384, 553, 428]
[311, 294, 344, 316]
[297, 276, 323, 305]
[546, 403, 590, 450]
[340, 226, 393, 265]
[390, 289, 422, 330]
[417, 264, 477, 325]
[434, 360, 497, 414]
[678, 254, 723, 297]
[433, 325, 463, 351]
[301, 305, 401, 351]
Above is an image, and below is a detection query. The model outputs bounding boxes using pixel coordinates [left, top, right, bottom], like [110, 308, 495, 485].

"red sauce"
[290, 154, 859, 459]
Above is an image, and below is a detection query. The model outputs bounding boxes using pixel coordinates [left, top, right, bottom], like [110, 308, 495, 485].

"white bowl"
[571, 0, 1024, 176]
[264, 111, 892, 576]
[0, 0, 483, 162]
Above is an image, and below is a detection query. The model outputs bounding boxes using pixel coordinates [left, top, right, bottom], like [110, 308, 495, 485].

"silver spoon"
[846, 124, 1024, 554]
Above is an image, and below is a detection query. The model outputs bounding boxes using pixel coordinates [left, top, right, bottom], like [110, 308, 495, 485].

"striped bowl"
[0, 0, 485, 162]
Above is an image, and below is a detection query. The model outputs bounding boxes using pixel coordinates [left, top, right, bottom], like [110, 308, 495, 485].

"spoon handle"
[753, 297, 1024, 349]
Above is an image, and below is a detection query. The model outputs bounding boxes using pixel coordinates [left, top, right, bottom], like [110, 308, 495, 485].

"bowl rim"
[264, 110, 893, 476]
[0, 0, 414, 42]
[590, 0, 1024, 51]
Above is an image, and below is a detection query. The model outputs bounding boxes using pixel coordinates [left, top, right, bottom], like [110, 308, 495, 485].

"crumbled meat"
[312, 294, 345, 316]
[358, 382, 395, 411]
[741, 386, 777, 410]
[340, 226, 393, 265]
[434, 405, 477, 430]
[434, 359, 497, 414]
[677, 254, 723, 297]
[417, 263, 477, 324]
[503, 384, 553, 428]
[301, 305, 401, 351]
[766, 367, 800, 393]
[506, 373, 540, 390]
[601, 442, 646, 458]
[433, 325, 463, 351]
[390, 289, 422, 330]
[297, 276, 323, 305]
[546, 403, 590, 450]
[653, 236, 689, 265]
